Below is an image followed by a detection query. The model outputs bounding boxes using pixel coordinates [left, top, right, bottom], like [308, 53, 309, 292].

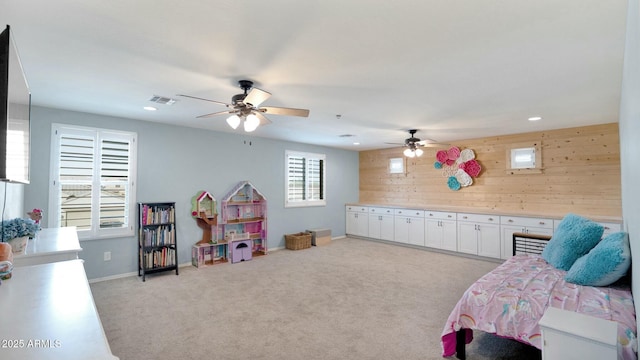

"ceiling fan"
[386, 129, 448, 157]
[178, 80, 310, 132]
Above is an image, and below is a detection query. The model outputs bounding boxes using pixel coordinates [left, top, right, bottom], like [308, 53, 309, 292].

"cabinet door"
[356, 213, 369, 237]
[407, 217, 425, 246]
[441, 219, 457, 251]
[501, 224, 523, 259]
[368, 214, 382, 239]
[379, 214, 395, 241]
[457, 222, 478, 254]
[394, 217, 409, 243]
[346, 212, 358, 235]
[425, 219, 442, 249]
[477, 223, 501, 258]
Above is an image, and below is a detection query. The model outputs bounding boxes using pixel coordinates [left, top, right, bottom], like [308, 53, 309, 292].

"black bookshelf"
[138, 202, 178, 281]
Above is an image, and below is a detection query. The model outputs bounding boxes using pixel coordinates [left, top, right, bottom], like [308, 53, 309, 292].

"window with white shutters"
[49, 124, 137, 240]
[285, 150, 325, 207]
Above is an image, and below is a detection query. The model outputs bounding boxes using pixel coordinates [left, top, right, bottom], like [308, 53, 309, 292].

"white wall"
[24, 106, 360, 280]
[619, 0, 640, 340]
[0, 182, 24, 220]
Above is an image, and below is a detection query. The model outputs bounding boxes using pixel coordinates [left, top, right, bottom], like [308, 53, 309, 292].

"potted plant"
[1, 218, 40, 254]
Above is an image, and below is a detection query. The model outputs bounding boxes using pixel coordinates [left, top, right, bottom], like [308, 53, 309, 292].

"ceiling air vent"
[149, 95, 177, 105]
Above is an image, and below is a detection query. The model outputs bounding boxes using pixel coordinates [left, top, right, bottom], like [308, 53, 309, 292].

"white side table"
[13, 227, 82, 267]
[539, 307, 617, 359]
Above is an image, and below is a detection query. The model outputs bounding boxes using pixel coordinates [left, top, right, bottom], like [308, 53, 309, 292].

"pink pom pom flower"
[464, 160, 481, 177]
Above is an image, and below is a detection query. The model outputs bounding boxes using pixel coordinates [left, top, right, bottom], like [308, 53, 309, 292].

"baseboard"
[88, 262, 193, 283]
[90, 237, 348, 283]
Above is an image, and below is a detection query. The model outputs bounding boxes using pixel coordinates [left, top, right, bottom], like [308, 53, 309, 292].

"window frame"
[48, 123, 137, 240]
[285, 150, 326, 208]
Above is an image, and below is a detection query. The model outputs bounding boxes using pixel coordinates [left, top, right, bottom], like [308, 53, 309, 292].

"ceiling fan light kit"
[226, 114, 241, 129]
[403, 147, 424, 157]
[243, 114, 260, 132]
[179, 79, 310, 133]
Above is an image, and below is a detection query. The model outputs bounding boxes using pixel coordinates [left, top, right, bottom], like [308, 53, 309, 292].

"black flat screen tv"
[0, 25, 31, 184]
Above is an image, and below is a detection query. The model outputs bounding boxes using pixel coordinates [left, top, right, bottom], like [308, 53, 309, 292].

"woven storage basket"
[285, 232, 312, 250]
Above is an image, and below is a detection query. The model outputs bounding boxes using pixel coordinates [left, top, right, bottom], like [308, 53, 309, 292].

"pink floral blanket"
[441, 255, 636, 359]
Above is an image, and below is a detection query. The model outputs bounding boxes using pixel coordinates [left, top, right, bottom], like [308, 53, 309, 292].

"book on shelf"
[141, 224, 175, 247]
[141, 204, 175, 225]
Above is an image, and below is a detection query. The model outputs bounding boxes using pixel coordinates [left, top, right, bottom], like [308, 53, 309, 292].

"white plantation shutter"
[99, 137, 131, 230]
[58, 131, 95, 230]
[49, 124, 137, 240]
[285, 151, 326, 207]
[307, 157, 323, 201]
[287, 155, 305, 202]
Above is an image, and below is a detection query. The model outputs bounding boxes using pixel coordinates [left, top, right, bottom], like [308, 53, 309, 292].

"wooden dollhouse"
[221, 181, 267, 261]
[190, 190, 228, 267]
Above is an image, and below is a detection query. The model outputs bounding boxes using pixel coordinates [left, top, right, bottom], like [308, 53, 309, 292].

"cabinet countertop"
[345, 203, 622, 223]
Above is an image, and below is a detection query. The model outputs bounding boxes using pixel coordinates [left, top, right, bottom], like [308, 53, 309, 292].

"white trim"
[284, 150, 326, 208]
[48, 123, 137, 240]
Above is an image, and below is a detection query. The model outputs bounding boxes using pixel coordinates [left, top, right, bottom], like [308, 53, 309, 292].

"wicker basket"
[285, 232, 312, 250]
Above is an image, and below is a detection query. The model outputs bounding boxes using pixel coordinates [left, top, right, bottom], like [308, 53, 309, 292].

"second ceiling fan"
[387, 129, 449, 157]
[178, 80, 310, 132]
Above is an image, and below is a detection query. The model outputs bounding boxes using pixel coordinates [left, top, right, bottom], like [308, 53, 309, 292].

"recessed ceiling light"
[144, 106, 157, 111]
[528, 116, 542, 121]
[353, 142, 360, 146]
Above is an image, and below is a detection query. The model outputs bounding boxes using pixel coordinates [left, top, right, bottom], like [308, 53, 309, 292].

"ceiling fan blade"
[384, 142, 406, 146]
[177, 94, 232, 107]
[243, 88, 271, 107]
[253, 111, 272, 126]
[416, 141, 450, 148]
[196, 110, 236, 119]
[261, 106, 310, 117]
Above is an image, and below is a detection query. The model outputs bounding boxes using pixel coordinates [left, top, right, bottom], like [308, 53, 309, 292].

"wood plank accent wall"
[359, 123, 621, 219]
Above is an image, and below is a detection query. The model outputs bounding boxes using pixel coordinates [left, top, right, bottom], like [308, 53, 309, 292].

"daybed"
[441, 215, 637, 360]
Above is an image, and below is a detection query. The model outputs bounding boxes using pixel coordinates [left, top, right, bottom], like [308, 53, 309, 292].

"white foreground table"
[0, 260, 118, 360]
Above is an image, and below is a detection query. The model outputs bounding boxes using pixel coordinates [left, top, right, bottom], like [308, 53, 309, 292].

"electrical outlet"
[104, 251, 111, 261]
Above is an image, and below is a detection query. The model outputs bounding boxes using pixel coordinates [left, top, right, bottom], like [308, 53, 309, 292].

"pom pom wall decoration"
[447, 176, 461, 191]
[433, 147, 482, 191]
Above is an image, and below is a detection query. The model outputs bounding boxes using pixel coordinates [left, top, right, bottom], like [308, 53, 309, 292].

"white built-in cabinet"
[394, 209, 425, 246]
[500, 215, 554, 259]
[345, 204, 622, 261]
[368, 207, 395, 241]
[553, 220, 621, 238]
[457, 213, 501, 258]
[346, 205, 369, 237]
[424, 211, 457, 251]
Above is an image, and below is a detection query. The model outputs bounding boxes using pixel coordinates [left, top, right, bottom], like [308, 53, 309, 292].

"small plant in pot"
[1, 218, 41, 254]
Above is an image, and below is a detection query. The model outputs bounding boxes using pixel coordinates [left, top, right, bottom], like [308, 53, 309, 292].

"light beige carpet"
[90, 237, 542, 360]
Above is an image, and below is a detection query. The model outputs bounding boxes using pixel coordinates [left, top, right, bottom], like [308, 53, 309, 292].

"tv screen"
[0, 25, 31, 184]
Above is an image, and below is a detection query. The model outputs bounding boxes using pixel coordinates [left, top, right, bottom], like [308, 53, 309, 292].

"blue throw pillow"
[541, 213, 604, 270]
[565, 232, 630, 286]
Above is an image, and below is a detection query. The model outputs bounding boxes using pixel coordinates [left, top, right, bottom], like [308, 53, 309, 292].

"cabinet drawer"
[500, 216, 553, 229]
[553, 219, 622, 236]
[346, 205, 368, 213]
[425, 211, 456, 220]
[369, 207, 394, 215]
[457, 213, 498, 224]
[394, 208, 424, 217]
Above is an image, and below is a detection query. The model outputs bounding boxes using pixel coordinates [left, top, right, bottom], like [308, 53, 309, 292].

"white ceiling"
[1, 0, 628, 151]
